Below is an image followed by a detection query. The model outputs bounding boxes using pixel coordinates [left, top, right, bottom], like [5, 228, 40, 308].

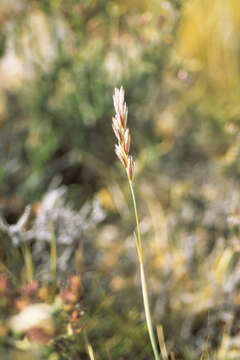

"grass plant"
[112, 86, 161, 360]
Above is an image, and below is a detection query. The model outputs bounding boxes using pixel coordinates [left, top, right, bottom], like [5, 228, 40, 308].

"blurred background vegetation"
[1, 0, 240, 359]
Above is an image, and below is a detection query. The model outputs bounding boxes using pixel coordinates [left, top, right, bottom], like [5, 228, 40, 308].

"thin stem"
[128, 178, 161, 360]
[84, 331, 96, 360]
[140, 263, 161, 360]
[128, 179, 143, 262]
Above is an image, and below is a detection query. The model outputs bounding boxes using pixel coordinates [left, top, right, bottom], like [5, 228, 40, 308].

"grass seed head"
[112, 86, 135, 182]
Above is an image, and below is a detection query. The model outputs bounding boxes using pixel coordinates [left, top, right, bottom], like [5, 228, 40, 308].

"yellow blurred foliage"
[177, 0, 240, 114]
[98, 187, 116, 211]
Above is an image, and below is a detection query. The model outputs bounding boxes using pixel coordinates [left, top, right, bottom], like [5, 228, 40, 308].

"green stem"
[128, 178, 161, 360]
[129, 179, 143, 262]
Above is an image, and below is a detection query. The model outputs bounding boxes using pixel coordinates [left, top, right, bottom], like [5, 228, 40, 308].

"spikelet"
[127, 156, 134, 182]
[124, 129, 130, 154]
[115, 144, 128, 168]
